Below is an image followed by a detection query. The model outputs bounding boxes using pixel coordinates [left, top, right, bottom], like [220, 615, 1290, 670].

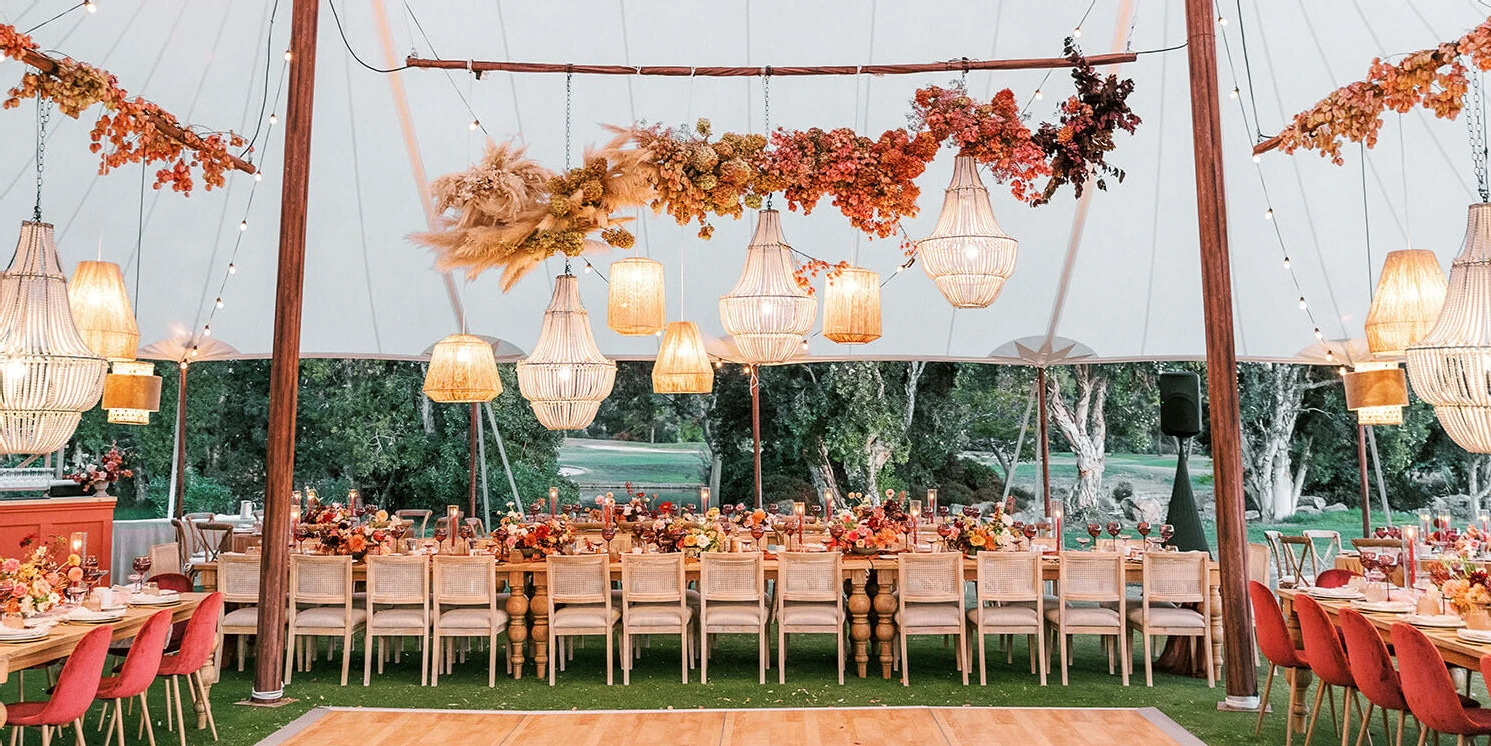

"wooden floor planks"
[266, 706, 1196, 746]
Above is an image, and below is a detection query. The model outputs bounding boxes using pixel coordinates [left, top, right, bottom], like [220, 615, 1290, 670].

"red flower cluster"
[763, 126, 940, 238]
[65, 445, 132, 487]
[1030, 40, 1142, 205]
[912, 86, 1050, 203]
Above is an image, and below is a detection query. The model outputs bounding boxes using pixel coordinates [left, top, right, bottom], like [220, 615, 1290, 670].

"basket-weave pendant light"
[917, 156, 1018, 309]
[719, 209, 817, 364]
[1344, 361, 1408, 426]
[1406, 203, 1491, 451]
[423, 333, 503, 403]
[822, 266, 882, 344]
[607, 256, 666, 336]
[1365, 249, 1447, 358]
[652, 321, 714, 394]
[67, 260, 138, 361]
[517, 274, 616, 430]
[0, 222, 107, 454]
[103, 360, 162, 425]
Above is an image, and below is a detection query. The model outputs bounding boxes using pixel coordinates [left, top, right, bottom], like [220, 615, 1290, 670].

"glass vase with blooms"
[945, 507, 1017, 556]
[494, 513, 574, 560]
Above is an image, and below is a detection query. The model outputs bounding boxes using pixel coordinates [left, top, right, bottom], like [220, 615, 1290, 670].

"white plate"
[69, 609, 124, 623]
[1350, 601, 1414, 614]
[1306, 588, 1365, 600]
[1404, 614, 1467, 628]
[0, 627, 48, 643]
[1458, 629, 1491, 644]
[100, 604, 126, 613]
[128, 593, 180, 606]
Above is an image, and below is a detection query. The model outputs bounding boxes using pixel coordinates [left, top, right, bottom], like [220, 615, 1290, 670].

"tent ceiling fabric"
[0, 1, 1483, 365]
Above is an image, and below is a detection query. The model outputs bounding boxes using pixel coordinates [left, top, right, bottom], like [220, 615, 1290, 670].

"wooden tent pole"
[469, 403, 479, 517]
[1038, 367, 1051, 517]
[252, 0, 319, 705]
[172, 362, 187, 519]
[751, 367, 762, 510]
[1183, 0, 1257, 706]
[1357, 424, 1372, 538]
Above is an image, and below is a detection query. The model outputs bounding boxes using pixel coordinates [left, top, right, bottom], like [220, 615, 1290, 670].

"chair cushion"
[1462, 708, 1491, 733]
[625, 603, 693, 628]
[778, 602, 843, 627]
[438, 607, 510, 631]
[968, 605, 1040, 628]
[369, 608, 427, 630]
[294, 607, 366, 629]
[703, 602, 767, 627]
[552, 604, 621, 630]
[222, 607, 259, 628]
[3, 701, 46, 725]
[1046, 605, 1121, 628]
[1128, 606, 1205, 629]
[896, 603, 963, 628]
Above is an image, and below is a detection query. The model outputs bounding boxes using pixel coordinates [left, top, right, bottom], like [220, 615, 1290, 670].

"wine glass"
[130, 555, 151, 592]
[1375, 526, 1389, 539]
[750, 523, 767, 550]
[1105, 522, 1121, 540]
[1086, 523, 1102, 550]
[1359, 551, 1380, 582]
[1379, 552, 1400, 588]
[434, 527, 448, 549]
[1022, 523, 1038, 543]
[936, 523, 953, 552]
[1159, 524, 1175, 545]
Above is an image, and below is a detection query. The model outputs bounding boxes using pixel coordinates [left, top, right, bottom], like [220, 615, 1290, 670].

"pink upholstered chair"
[156, 592, 223, 746]
[4, 624, 113, 746]
[95, 610, 173, 746]
[1396, 623, 1491, 743]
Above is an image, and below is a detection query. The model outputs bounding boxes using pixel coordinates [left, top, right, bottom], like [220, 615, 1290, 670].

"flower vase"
[850, 546, 877, 557]
[517, 547, 539, 560]
[91, 481, 109, 497]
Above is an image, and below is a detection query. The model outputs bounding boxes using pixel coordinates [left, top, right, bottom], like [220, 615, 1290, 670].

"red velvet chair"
[1295, 594, 1366, 746]
[148, 573, 194, 650]
[157, 592, 223, 746]
[4, 624, 113, 746]
[1395, 623, 1491, 744]
[1339, 607, 1412, 746]
[1313, 569, 1354, 589]
[1249, 581, 1310, 746]
[95, 610, 172, 746]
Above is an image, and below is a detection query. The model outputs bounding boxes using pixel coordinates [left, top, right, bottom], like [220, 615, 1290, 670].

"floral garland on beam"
[0, 24, 244, 194]
[415, 43, 1139, 289]
[1273, 16, 1491, 165]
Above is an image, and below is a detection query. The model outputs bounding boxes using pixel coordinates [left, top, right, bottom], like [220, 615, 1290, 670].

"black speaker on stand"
[1159, 372, 1209, 553]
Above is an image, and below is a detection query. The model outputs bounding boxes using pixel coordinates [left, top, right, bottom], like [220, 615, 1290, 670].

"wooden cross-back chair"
[1273, 534, 1319, 588]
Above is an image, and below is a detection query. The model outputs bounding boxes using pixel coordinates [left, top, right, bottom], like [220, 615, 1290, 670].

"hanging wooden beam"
[404, 53, 1138, 78]
[1251, 134, 1283, 156]
[252, 0, 319, 705]
[13, 48, 257, 175]
[1183, 0, 1257, 705]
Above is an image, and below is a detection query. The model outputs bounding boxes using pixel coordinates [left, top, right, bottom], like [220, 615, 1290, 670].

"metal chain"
[1471, 72, 1489, 202]
[564, 68, 573, 172]
[33, 99, 50, 221]
[763, 68, 773, 209]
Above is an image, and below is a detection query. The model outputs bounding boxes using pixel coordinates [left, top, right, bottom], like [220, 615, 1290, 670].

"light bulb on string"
[1338, 366, 1347, 376]
[239, 220, 248, 231]
[284, 50, 292, 62]
[1264, 208, 1274, 220]
[253, 172, 263, 182]
[1282, 256, 1291, 270]
[1314, 327, 1323, 340]
[468, 119, 480, 131]
[228, 263, 237, 275]
[1229, 87, 1240, 100]
[84, 0, 97, 12]
[268, 114, 278, 125]
[189, 346, 199, 358]
[1298, 297, 1307, 310]
[215, 297, 223, 309]
[203, 325, 212, 337]
[583, 263, 592, 273]
[1034, 89, 1043, 100]
[1218, 16, 1229, 26]
[1252, 154, 1261, 163]
[1325, 350, 1334, 361]
[1072, 27, 1082, 38]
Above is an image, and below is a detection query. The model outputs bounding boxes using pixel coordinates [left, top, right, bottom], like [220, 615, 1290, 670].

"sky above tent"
[0, 0, 1483, 365]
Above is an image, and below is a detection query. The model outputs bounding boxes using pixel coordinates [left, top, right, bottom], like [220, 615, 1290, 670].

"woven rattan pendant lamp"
[1344, 361, 1408, 426]
[822, 266, 882, 344]
[423, 333, 502, 403]
[0, 221, 107, 453]
[67, 260, 138, 361]
[719, 209, 817, 364]
[1365, 249, 1447, 358]
[607, 256, 665, 336]
[652, 321, 713, 394]
[1406, 203, 1491, 451]
[517, 273, 616, 430]
[916, 156, 1019, 309]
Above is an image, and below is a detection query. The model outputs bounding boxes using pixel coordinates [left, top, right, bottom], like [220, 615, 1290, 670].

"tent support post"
[476, 404, 491, 531]
[252, 0, 320, 705]
[1038, 367, 1051, 517]
[751, 367, 762, 510]
[482, 402, 522, 513]
[1367, 426, 1392, 526]
[1183, 0, 1257, 706]
[172, 363, 188, 520]
[469, 403, 478, 517]
[1357, 424, 1372, 538]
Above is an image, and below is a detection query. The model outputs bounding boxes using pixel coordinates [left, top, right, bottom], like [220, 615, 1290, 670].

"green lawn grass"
[560, 439, 710, 487]
[59, 632, 1360, 746]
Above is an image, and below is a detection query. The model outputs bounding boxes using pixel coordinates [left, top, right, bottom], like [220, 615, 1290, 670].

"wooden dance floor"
[261, 706, 1205, 746]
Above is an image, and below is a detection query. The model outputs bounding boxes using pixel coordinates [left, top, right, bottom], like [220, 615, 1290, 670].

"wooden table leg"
[1210, 582, 1225, 674]
[531, 571, 550, 681]
[506, 569, 529, 680]
[1280, 597, 1311, 734]
[873, 570, 896, 680]
[849, 569, 871, 678]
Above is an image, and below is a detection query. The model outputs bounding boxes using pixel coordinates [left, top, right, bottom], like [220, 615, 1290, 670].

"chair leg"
[1035, 627, 1047, 686]
[77, 718, 88, 746]
[282, 631, 295, 686]
[236, 637, 246, 672]
[606, 629, 615, 686]
[1256, 664, 1276, 736]
[1059, 627, 1070, 686]
[622, 631, 631, 686]
[139, 693, 157, 746]
[1143, 633, 1153, 687]
[191, 672, 218, 741]
[977, 631, 987, 686]
[700, 626, 709, 685]
[363, 629, 374, 687]
[171, 677, 187, 746]
[420, 631, 430, 687]
[959, 627, 969, 686]
[899, 631, 910, 687]
[777, 628, 786, 685]
[836, 627, 845, 686]
[1305, 683, 1329, 746]
[103, 700, 118, 746]
[340, 630, 353, 686]
[681, 628, 689, 684]
[1356, 702, 1375, 746]
[489, 631, 498, 688]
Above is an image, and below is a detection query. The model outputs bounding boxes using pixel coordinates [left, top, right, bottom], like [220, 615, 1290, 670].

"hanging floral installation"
[0, 23, 245, 194]
[415, 42, 1140, 291]
[1271, 16, 1491, 165]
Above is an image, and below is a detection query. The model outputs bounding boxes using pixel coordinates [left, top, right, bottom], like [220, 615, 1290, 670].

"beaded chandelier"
[1365, 249, 1447, 358]
[917, 156, 1018, 309]
[517, 274, 616, 430]
[719, 210, 817, 365]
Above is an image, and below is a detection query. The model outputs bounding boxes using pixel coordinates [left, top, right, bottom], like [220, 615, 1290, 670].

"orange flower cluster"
[0, 22, 244, 194]
[911, 86, 1050, 203]
[622, 119, 772, 239]
[764, 126, 941, 238]
[1278, 17, 1491, 165]
[791, 258, 851, 294]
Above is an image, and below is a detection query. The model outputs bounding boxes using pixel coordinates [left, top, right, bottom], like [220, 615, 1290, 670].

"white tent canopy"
[0, 0, 1483, 365]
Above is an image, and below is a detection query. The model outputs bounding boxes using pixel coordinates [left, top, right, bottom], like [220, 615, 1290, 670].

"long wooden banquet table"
[197, 555, 1222, 682]
[0, 592, 210, 727]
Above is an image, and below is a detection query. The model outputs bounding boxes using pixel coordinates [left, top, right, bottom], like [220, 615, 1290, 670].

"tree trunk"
[1240, 364, 1328, 521]
[1046, 365, 1109, 513]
